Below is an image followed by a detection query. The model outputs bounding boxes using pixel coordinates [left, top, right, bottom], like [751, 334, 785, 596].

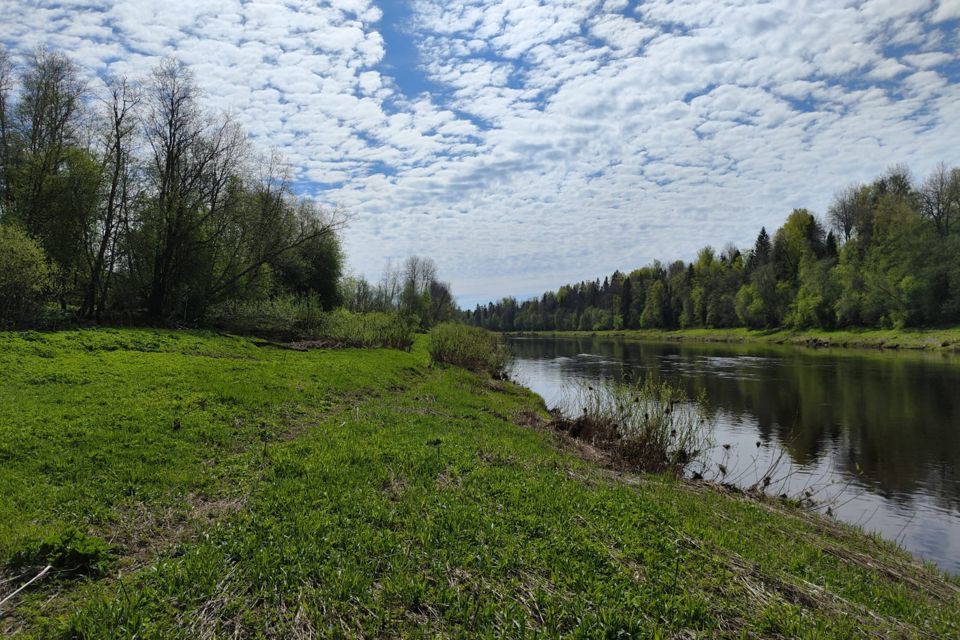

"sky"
[2, 0, 959, 307]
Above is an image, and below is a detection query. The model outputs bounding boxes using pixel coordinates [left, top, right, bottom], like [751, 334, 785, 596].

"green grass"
[515, 326, 960, 352]
[1, 329, 958, 637]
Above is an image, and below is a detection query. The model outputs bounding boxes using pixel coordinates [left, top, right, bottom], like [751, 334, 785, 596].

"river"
[507, 335, 960, 573]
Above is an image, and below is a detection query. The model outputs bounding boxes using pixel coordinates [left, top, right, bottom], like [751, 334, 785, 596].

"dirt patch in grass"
[108, 493, 248, 572]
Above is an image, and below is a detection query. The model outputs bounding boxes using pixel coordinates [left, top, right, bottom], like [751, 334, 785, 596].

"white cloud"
[1, 0, 959, 306]
[932, 0, 960, 22]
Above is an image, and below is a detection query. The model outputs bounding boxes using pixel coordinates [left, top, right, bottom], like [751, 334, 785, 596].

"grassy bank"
[510, 326, 960, 352]
[1, 329, 958, 637]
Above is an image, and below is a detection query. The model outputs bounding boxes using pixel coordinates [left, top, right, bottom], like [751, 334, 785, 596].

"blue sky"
[2, 0, 959, 306]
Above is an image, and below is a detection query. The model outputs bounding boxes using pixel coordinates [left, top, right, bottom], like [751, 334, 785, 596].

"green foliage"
[11, 527, 113, 577]
[204, 295, 326, 339]
[319, 309, 415, 350]
[270, 231, 344, 309]
[640, 280, 667, 328]
[205, 298, 414, 349]
[0, 224, 53, 326]
[429, 322, 511, 376]
[789, 254, 839, 328]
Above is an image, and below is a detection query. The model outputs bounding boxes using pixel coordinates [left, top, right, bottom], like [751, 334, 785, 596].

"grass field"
[1, 329, 958, 638]
[511, 326, 960, 352]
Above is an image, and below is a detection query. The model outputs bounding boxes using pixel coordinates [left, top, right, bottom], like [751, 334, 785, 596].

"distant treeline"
[0, 47, 346, 327]
[467, 164, 960, 331]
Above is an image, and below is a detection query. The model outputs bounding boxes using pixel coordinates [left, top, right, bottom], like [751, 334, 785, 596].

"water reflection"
[507, 335, 960, 573]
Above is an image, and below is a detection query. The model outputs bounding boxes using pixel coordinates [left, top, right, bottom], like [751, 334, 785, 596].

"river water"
[506, 335, 960, 573]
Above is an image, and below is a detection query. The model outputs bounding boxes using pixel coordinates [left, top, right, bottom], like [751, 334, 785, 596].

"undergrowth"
[205, 298, 414, 349]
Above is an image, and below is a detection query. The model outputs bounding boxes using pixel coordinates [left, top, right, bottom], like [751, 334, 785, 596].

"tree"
[639, 280, 666, 328]
[141, 58, 238, 317]
[753, 227, 771, 266]
[618, 276, 632, 328]
[791, 253, 838, 328]
[0, 224, 52, 326]
[139, 59, 347, 320]
[0, 47, 14, 216]
[271, 229, 344, 309]
[828, 185, 859, 242]
[8, 48, 92, 306]
[773, 209, 823, 286]
[919, 162, 955, 236]
[82, 75, 141, 320]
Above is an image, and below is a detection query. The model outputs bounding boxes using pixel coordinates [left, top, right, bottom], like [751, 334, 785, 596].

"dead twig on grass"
[0, 565, 53, 615]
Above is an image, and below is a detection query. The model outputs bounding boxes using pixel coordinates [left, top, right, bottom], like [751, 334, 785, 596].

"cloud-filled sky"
[3, 0, 959, 306]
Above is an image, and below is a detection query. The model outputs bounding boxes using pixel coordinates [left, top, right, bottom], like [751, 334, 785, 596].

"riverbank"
[508, 326, 960, 352]
[1, 329, 958, 637]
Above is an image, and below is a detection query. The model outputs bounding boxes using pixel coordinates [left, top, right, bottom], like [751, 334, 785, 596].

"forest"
[467, 164, 960, 332]
[0, 47, 457, 331]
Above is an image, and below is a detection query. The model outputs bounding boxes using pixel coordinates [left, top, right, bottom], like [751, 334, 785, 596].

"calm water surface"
[507, 335, 960, 573]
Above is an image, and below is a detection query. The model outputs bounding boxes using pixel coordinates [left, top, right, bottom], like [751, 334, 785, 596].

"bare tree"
[82, 75, 141, 319]
[828, 184, 860, 242]
[0, 47, 14, 215]
[919, 162, 954, 236]
[141, 59, 252, 317]
[378, 259, 402, 310]
[402, 255, 438, 297]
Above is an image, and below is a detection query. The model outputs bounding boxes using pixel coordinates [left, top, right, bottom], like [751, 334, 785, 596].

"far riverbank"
[505, 326, 960, 352]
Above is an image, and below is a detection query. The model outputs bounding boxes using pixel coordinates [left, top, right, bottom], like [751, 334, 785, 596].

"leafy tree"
[618, 276, 632, 328]
[639, 280, 666, 328]
[0, 224, 52, 326]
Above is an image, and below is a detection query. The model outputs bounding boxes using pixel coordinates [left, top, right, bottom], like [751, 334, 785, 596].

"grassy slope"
[0, 329, 957, 638]
[514, 326, 960, 352]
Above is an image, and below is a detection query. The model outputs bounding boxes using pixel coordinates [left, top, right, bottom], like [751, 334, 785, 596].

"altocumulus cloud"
[2, 0, 959, 306]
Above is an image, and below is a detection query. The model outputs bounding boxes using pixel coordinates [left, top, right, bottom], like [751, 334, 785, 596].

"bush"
[0, 224, 53, 328]
[429, 323, 511, 377]
[204, 298, 415, 349]
[553, 377, 713, 475]
[318, 309, 415, 350]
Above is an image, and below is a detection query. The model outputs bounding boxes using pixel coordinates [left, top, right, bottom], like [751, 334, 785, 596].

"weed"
[552, 377, 712, 474]
[10, 528, 113, 577]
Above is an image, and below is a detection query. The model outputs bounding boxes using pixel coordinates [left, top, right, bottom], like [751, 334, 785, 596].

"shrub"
[317, 309, 415, 350]
[204, 298, 415, 349]
[429, 323, 511, 377]
[553, 377, 713, 475]
[0, 224, 53, 328]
